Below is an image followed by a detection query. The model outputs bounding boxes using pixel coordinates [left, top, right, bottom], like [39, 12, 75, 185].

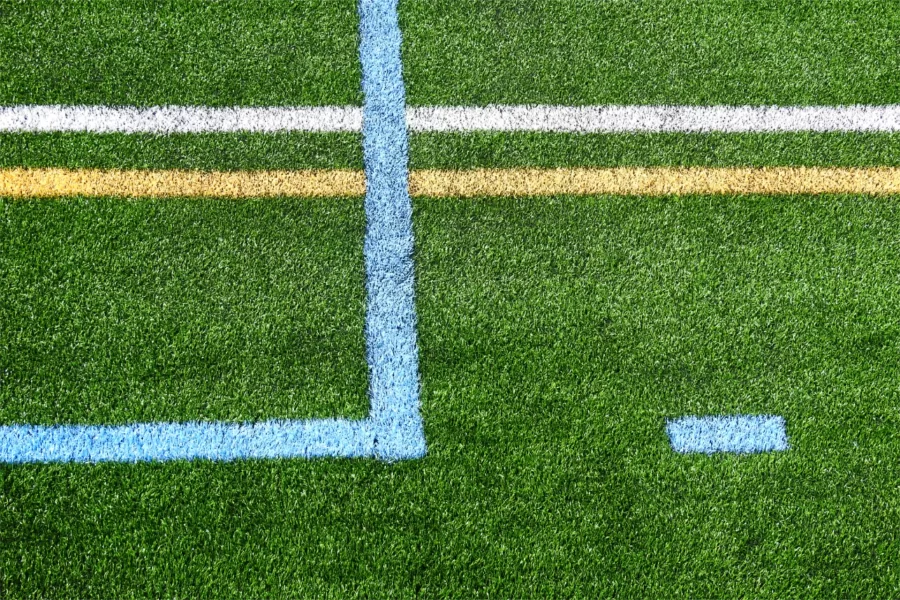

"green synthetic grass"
[2, 0, 900, 594]
[0, 0, 362, 106]
[0, 197, 369, 424]
[3, 0, 897, 108]
[3, 132, 899, 171]
[411, 132, 900, 169]
[401, 0, 900, 105]
[0, 133, 362, 170]
[2, 196, 899, 595]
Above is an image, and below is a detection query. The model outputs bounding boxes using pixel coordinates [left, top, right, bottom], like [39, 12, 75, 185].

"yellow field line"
[410, 167, 900, 196]
[1, 167, 899, 198]
[0, 168, 366, 198]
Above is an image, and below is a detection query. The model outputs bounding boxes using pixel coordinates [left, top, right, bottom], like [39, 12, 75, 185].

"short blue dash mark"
[666, 415, 788, 454]
[0, 0, 425, 463]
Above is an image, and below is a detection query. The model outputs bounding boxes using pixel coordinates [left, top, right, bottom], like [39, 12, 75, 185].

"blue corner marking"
[666, 415, 789, 454]
[0, 0, 425, 464]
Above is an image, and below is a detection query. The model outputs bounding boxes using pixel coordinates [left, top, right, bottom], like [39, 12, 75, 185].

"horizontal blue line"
[0, 419, 389, 463]
[666, 415, 788, 454]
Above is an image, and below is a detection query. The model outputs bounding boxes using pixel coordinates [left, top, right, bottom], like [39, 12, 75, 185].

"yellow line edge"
[1, 167, 899, 198]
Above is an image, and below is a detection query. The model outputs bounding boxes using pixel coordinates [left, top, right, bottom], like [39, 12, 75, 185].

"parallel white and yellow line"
[2, 167, 899, 197]
[2, 104, 900, 133]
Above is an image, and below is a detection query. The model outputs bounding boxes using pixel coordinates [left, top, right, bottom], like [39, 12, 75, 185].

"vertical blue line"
[358, 0, 426, 460]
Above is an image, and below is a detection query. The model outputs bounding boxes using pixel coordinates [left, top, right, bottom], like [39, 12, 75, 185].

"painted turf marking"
[2, 104, 899, 133]
[408, 105, 900, 133]
[0, 168, 365, 197]
[666, 416, 789, 454]
[408, 167, 900, 196]
[0, 105, 362, 133]
[0, 0, 425, 463]
[3, 167, 899, 197]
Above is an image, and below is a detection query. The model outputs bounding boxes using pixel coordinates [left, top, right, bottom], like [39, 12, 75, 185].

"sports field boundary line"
[2, 167, 898, 197]
[0, 0, 426, 464]
[2, 104, 899, 133]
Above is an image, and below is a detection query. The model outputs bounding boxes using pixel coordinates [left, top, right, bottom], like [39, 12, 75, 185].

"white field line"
[407, 105, 900, 133]
[0, 105, 362, 133]
[1, 105, 899, 134]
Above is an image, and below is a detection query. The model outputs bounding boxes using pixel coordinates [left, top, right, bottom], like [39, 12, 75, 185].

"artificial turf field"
[1, 0, 900, 596]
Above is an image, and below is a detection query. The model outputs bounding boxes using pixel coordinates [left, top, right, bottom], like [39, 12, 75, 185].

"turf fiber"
[0, 0, 362, 106]
[401, 0, 899, 105]
[0, 133, 362, 171]
[2, 0, 900, 595]
[0, 197, 370, 424]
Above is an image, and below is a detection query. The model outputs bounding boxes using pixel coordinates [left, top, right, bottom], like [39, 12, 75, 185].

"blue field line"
[666, 415, 789, 454]
[0, 0, 425, 464]
[0, 421, 378, 463]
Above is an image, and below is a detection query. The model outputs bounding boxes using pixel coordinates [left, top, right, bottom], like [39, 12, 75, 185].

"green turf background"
[401, 0, 900, 105]
[3, 0, 898, 108]
[2, 0, 900, 594]
[2, 196, 900, 595]
[0, 0, 362, 106]
[0, 133, 363, 170]
[410, 132, 900, 168]
[0, 197, 369, 424]
[3, 132, 899, 171]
